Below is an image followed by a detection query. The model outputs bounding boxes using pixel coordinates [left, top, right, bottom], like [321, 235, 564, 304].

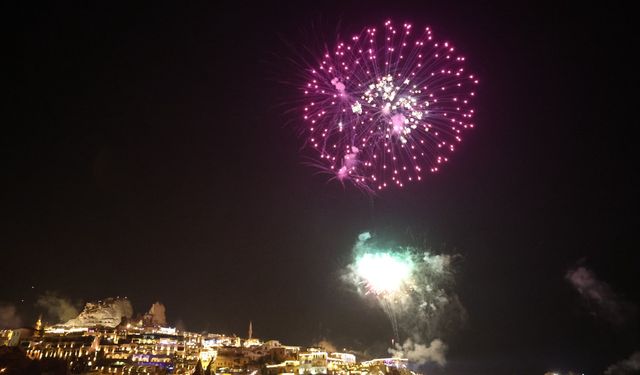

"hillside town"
[1, 297, 411, 374]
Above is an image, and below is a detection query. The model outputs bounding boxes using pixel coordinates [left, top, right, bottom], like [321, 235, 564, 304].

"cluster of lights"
[24, 327, 202, 374]
[302, 20, 478, 191]
[12, 321, 417, 375]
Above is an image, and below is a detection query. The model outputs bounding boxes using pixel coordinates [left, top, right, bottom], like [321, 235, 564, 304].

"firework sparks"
[301, 20, 478, 191]
[354, 252, 414, 295]
[345, 232, 466, 364]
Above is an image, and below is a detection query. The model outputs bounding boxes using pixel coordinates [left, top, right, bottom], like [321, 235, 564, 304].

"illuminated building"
[22, 326, 205, 374]
[198, 347, 217, 370]
[326, 353, 356, 373]
[211, 347, 251, 371]
[269, 351, 358, 375]
[265, 360, 300, 375]
[25, 333, 99, 369]
[7, 321, 411, 375]
[328, 353, 355, 364]
[361, 358, 408, 369]
[5, 299, 412, 375]
[0, 330, 21, 347]
[243, 338, 263, 348]
[299, 350, 328, 374]
[204, 333, 242, 348]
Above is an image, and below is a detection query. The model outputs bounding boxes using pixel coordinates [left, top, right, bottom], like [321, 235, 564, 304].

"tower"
[34, 315, 43, 337]
[248, 320, 252, 340]
[35, 315, 42, 331]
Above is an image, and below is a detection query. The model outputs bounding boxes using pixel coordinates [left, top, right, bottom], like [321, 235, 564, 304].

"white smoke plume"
[148, 302, 166, 326]
[389, 337, 447, 366]
[566, 266, 634, 324]
[0, 304, 22, 328]
[605, 351, 640, 375]
[175, 318, 186, 332]
[36, 292, 80, 323]
[313, 339, 337, 352]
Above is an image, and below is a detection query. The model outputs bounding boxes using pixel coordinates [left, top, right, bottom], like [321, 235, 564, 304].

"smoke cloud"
[0, 304, 22, 329]
[313, 339, 337, 352]
[175, 318, 186, 332]
[605, 351, 640, 375]
[389, 338, 447, 366]
[148, 302, 166, 326]
[344, 232, 466, 367]
[36, 292, 80, 323]
[566, 266, 634, 325]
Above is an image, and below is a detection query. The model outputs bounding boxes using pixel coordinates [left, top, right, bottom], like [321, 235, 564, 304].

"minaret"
[35, 315, 42, 331]
[34, 315, 43, 337]
[248, 321, 252, 340]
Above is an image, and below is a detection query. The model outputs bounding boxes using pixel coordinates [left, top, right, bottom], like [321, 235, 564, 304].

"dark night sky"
[4, 2, 639, 374]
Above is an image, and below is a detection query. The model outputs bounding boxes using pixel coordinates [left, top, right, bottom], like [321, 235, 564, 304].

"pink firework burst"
[301, 20, 478, 191]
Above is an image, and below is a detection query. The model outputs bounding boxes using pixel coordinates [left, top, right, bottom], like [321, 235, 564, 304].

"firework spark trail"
[301, 20, 478, 191]
[352, 250, 411, 340]
[381, 299, 400, 342]
[345, 232, 466, 366]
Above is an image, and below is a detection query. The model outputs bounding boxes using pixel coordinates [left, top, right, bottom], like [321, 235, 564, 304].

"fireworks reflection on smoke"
[345, 232, 466, 366]
[300, 20, 478, 191]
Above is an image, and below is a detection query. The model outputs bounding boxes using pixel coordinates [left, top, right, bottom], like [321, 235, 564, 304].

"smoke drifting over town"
[113, 299, 134, 320]
[0, 304, 22, 329]
[313, 340, 338, 353]
[605, 351, 640, 375]
[566, 266, 636, 325]
[36, 293, 80, 323]
[388, 338, 447, 366]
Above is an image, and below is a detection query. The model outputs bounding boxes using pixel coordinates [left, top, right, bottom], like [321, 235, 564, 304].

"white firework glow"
[354, 252, 414, 295]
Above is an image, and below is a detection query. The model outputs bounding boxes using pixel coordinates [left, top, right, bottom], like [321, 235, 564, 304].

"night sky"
[4, 2, 639, 374]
